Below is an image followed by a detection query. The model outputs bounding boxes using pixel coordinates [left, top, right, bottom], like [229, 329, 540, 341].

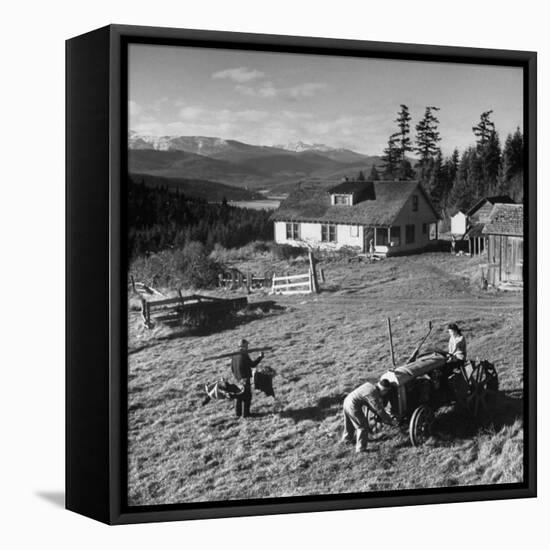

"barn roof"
[466, 195, 515, 217]
[483, 204, 523, 236]
[271, 180, 439, 226]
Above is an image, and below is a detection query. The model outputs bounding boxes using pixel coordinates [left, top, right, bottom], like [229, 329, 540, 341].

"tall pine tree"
[381, 133, 400, 179]
[395, 104, 413, 161]
[472, 110, 501, 195]
[499, 127, 524, 200]
[414, 106, 441, 184]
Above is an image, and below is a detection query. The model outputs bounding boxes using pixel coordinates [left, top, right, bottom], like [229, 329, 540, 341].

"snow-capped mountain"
[128, 133, 235, 155]
[274, 141, 339, 153]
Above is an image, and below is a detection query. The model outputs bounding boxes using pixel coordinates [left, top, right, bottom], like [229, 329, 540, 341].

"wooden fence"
[270, 272, 314, 295]
[129, 276, 165, 297]
[218, 268, 272, 292]
[141, 293, 247, 328]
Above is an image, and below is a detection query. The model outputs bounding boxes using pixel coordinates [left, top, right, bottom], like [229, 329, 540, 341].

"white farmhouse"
[271, 179, 440, 256]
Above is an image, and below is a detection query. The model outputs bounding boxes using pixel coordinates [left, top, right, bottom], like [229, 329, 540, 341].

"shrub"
[177, 241, 221, 288]
[129, 241, 221, 290]
[268, 243, 308, 260]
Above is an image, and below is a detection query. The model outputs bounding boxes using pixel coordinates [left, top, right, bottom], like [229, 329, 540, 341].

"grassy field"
[127, 251, 524, 505]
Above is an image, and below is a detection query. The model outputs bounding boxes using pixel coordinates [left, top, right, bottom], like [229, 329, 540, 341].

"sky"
[128, 44, 523, 156]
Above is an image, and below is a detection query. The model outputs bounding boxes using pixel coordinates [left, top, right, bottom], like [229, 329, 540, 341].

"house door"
[363, 227, 374, 253]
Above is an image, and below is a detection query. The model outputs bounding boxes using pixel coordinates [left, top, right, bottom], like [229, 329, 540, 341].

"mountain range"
[128, 133, 382, 197]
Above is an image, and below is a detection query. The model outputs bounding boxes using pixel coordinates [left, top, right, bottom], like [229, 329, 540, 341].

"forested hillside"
[128, 177, 273, 259]
[379, 106, 524, 214]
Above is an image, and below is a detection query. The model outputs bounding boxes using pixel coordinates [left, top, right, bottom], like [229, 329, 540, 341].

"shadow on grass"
[433, 388, 523, 440]
[155, 302, 286, 340]
[280, 394, 345, 423]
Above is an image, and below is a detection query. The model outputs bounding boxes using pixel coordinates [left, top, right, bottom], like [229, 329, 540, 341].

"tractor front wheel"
[365, 407, 384, 437]
[409, 405, 434, 447]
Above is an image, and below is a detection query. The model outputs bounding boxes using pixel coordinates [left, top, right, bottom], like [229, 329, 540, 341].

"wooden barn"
[483, 203, 523, 287]
[464, 195, 514, 256]
[271, 180, 439, 256]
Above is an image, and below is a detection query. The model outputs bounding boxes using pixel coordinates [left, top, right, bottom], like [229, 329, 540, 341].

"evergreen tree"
[357, 170, 366, 181]
[472, 110, 501, 195]
[395, 159, 416, 181]
[472, 110, 495, 147]
[426, 150, 445, 209]
[440, 148, 460, 211]
[499, 127, 524, 200]
[414, 106, 441, 182]
[394, 104, 413, 161]
[381, 133, 400, 178]
[369, 164, 381, 181]
[449, 147, 483, 212]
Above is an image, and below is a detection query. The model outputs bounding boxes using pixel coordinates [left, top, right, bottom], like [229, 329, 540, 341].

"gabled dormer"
[328, 179, 375, 206]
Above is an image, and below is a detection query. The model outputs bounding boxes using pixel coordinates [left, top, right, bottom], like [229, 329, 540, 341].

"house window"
[376, 227, 388, 246]
[412, 195, 419, 212]
[406, 224, 415, 244]
[286, 222, 300, 240]
[333, 194, 351, 205]
[350, 225, 359, 238]
[321, 224, 337, 243]
[390, 226, 401, 246]
[422, 223, 427, 234]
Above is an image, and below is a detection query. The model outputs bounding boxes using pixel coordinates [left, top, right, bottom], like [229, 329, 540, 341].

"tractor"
[367, 320, 499, 446]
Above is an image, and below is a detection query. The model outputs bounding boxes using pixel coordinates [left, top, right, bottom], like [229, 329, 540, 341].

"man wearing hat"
[230, 339, 264, 418]
[341, 379, 396, 453]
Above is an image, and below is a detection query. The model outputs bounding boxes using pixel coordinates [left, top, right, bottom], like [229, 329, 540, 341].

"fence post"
[246, 271, 252, 294]
[130, 275, 136, 293]
[308, 250, 319, 293]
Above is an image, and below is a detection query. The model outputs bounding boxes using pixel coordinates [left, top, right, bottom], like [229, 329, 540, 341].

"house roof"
[329, 180, 370, 194]
[466, 195, 515, 217]
[483, 203, 523, 236]
[271, 180, 439, 226]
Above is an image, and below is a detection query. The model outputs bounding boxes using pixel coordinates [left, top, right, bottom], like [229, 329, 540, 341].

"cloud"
[235, 81, 326, 100]
[128, 100, 142, 117]
[178, 106, 270, 124]
[129, 100, 390, 153]
[212, 67, 265, 83]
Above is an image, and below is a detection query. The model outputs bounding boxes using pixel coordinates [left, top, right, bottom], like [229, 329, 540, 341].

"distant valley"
[128, 133, 382, 201]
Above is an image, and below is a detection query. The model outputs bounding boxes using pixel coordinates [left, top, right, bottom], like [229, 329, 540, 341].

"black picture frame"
[66, 24, 537, 525]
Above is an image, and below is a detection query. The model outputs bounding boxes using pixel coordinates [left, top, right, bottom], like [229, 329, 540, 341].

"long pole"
[387, 317, 396, 367]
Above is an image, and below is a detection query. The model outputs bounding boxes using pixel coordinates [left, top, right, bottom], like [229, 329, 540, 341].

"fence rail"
[270, 271, 313, 295]
[218, 268, 272, 292]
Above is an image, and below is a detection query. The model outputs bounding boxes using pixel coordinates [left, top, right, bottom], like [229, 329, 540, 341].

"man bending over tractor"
[341, 379, 396, 453]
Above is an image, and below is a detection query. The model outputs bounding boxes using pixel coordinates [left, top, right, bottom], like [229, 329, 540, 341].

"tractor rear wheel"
[466, 360, 499, 416]
[409, 405, 434, 447]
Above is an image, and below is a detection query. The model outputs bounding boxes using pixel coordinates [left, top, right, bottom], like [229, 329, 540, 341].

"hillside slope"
[130, 172, 264, 202]
[127, 253, 524, 505]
